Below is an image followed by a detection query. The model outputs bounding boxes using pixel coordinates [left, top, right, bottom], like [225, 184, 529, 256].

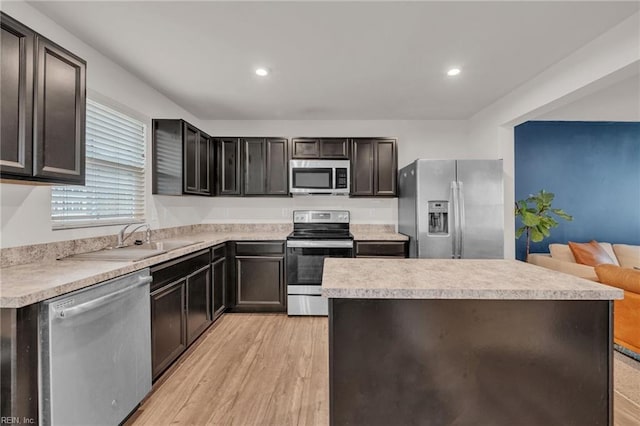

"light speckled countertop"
[0, 229, 409, 308]
[321, 258, 623, 300]
[351, 232, 408, 241]
[0, 231, 289, 308]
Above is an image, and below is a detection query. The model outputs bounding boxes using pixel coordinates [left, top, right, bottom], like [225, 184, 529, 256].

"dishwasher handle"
[56, 275, 152, 320]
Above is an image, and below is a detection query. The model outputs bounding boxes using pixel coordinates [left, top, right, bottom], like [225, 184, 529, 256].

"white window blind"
[51, 99, 146, 229]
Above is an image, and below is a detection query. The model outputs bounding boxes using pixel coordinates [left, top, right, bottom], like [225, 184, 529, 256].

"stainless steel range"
[286, 210, 353, 316]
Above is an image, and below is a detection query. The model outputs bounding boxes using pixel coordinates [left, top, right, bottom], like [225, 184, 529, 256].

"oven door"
[286, 241, 353, 285]
[286, 240, 353, 315]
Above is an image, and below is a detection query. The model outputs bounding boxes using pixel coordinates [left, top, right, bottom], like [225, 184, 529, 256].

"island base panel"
[329, 298, 612, 426]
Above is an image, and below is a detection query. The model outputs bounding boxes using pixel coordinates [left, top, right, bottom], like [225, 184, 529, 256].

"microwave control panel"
[335, 168, 348, 189]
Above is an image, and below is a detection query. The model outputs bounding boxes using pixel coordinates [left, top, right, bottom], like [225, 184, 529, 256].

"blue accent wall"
[514, 121, 640, 261]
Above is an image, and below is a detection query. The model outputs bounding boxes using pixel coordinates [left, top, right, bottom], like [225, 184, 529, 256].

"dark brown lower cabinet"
[186, 265, 211, 345]
[355, 241, 408, 258]
[229, 241, 286, 312]
[0, 305, 39, 422]
[150, 249, 211, 380]
[150, 278, 187, 380]
[211, 254, 227, 320]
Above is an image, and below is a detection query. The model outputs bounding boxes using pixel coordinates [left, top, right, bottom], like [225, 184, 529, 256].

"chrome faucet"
[117, 223, 151, 248]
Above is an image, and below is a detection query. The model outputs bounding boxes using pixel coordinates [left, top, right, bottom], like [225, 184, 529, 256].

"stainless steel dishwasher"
[39, 269, 152, 425]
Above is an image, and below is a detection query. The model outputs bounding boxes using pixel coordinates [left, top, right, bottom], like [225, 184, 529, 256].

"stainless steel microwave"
[289, 159, 350, 195]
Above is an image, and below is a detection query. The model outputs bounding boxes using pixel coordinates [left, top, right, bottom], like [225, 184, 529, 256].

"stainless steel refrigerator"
[398, 159, 504, 259]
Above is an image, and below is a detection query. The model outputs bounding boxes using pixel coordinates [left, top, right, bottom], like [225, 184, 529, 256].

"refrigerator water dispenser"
[427, 201, 449, 235]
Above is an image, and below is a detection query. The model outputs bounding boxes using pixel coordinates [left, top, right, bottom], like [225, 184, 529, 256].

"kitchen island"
[322, 258, 623, 426]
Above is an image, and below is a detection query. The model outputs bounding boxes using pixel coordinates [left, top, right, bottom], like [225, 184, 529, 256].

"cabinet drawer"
[211, 243, 226, 261]
[151, 249, 210, 291]
[235, 241, 285, 256]
[355, 241, 407, 258]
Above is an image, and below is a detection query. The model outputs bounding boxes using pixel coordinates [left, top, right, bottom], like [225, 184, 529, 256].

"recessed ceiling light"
[447, 68, 461, 77]
[255, 68, 269, 77]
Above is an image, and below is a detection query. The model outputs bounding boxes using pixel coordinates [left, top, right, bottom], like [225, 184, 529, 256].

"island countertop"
[321, 258, 623, 300]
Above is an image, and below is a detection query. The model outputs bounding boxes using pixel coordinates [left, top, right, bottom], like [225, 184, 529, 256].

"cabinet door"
[183, 123, 199, 194]
[217, 138, 241, 195]
[291, 138, 320, 159]
[243, 138, 265, 195]
[235, 256, 285, 312]
[374, 139, 397, 196]
[351, 139, 374, 196]
[151, 279, 187, 380]
[266, 138, 288, 195]
[320, 138, 349, 159]
[186, 265, 211, 345]
[211, 256, 226, 320]
[355, 241, 407, 258]
[33, 36, 86, 184]
[198, 133, 212, 195]
[0, 13, 34, 178]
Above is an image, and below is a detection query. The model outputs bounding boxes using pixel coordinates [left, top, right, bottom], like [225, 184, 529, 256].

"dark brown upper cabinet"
[152, 119, 214, 196]
[1, 14, 33, 178]
[216, 137, 241, 195]
[0, 13, 86, 185]
[182, 122, 212, 196]
[242, 137, 288, 196]
[291, 138, 349, 159]
[350, 138, 397, 197]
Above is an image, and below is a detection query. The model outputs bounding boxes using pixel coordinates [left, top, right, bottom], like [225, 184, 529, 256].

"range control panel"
[293, 210, 350, 224]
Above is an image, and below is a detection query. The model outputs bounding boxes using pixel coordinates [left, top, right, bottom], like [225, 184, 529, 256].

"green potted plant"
[515, 189, 573, 259]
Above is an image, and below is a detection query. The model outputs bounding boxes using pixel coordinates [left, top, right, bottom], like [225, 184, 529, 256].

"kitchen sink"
[63, 240, 203, 262]
[125, 240, 203, 252]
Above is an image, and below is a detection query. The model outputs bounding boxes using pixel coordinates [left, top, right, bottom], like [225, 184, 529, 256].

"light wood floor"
[129, 314, 640, 426]
[129, 314, 328, 426]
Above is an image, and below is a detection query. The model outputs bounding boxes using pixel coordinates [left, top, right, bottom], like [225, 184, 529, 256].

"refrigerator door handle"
[458, 181, 466, 259]
[450, 181, 458, 259]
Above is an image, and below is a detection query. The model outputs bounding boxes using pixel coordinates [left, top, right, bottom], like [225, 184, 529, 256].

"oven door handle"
[286, 240, 354, 248]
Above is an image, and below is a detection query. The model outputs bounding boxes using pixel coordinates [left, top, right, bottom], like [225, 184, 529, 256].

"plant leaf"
[530, 227, 544, 242]
[515, 227, 526, 239]
[538, 224, 550, 237]
[541, 191, 554, 203]
[551, 208, 573, 221]
[521, 211, 540, 226]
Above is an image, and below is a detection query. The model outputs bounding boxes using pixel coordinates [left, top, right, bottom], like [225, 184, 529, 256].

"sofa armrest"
[528, 253, 598, 281]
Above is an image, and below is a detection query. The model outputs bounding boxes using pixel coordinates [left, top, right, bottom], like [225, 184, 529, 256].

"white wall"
[0, 0, 208, 248]
[468, 12, 640, 259]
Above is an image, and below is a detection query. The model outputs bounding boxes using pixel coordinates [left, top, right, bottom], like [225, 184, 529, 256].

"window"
[51, 99, 146, 228]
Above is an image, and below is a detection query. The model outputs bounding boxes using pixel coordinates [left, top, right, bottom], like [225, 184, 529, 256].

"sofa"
[529, 242, 640, 359]
[594, 264, 640, 358]
[528, 242, 639, 281]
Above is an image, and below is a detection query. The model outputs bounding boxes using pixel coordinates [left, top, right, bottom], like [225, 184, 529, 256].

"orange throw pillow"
[595, 264, 640, 293]
[568, 240, 615, 267]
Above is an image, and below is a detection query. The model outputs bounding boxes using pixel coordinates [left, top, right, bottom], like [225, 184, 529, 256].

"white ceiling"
[30, 1, 639, 120]
[537, 75, 640, 122]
